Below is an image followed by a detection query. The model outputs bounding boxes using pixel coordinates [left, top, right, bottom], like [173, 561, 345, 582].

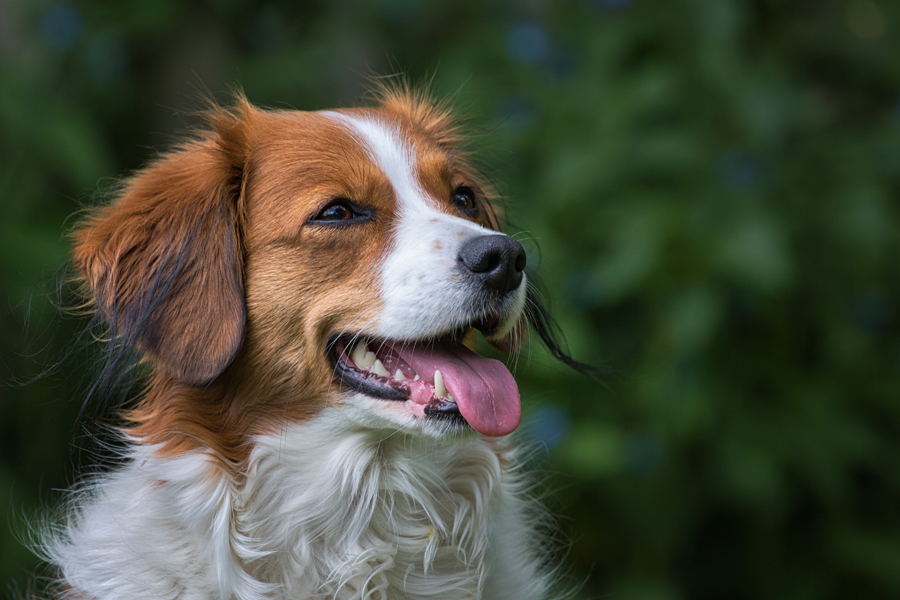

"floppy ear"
[73, 115, 249, 386]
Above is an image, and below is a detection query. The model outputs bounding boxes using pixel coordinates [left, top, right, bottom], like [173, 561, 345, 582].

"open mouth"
[328, 324, 521, 437]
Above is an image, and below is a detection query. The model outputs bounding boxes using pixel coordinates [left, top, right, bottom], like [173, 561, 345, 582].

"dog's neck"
[242, 414, 507, 598]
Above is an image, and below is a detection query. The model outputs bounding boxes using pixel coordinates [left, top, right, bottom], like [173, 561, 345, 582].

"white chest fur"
[48, 411, 552, 600]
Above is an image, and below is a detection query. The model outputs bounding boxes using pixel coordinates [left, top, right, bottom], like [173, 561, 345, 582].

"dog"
[42, 85, 579, 600]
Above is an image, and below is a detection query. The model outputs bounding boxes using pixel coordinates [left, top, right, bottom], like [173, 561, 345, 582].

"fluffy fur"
[40, 86, 563, 600]
[50, 417, 551, 600]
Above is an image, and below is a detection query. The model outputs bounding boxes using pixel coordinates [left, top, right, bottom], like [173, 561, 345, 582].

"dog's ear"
[73, 107, 252, 386]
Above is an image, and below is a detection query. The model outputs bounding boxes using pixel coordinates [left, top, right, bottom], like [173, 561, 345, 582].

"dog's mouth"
[328, 322, 521, 437]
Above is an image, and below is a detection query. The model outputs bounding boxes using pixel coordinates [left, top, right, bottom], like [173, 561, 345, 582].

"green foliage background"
[2, 0, 900, 598]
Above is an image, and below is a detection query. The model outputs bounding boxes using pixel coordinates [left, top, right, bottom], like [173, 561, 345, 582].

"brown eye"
[318, 202, 353, 220]
[309, 199, 373, 227]
[452, 187, 478, 215]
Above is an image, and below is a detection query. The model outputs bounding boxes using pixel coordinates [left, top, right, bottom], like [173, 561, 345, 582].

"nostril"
[477, 251, 502, 274]
[514, 246, 526, 273]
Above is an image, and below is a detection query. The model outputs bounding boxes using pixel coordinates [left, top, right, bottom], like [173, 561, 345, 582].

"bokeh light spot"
[523, 404, 573, 450]
[716, 147, 758, 189]
[40, 4, 83, 51]
[564, 269, 604, 311]
[507, 22, 549, 66]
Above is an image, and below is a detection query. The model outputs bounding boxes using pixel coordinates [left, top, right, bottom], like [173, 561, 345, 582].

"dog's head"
[73, 88, 531, 452]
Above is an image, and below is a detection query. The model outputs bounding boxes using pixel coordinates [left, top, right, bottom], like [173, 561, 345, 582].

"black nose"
[458, 235, 526, 295]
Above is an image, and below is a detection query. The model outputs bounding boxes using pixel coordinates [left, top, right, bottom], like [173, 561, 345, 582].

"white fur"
[324, 112, 527, 342]
[47, 408, 553, 600]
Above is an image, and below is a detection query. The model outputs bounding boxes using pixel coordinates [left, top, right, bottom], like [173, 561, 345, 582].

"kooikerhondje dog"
[43, 85, 582, 600]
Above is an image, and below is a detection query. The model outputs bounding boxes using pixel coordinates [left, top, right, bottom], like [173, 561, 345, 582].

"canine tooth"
[447, 393, 455, 402]
[413, 375, 420, 382]
[394, 369, 407, 381]
[434, 370, 447, 398]
[371, 359, 390, 377]
[350, 340, 369, 366]
[359, 351, 376, 368]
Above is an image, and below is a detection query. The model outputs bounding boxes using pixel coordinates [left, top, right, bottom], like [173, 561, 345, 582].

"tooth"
[371, 359, 390, 377]
[350, 340, 369, 366]
[413, 375, 420, 382]
[393, 369, 407, 381]
[359, 351, 376, 368]
[447, 393, 455, 402]
[434, 370, 447, 398]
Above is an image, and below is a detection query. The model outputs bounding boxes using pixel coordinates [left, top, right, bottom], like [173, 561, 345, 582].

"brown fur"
[74, 88, 511, 466]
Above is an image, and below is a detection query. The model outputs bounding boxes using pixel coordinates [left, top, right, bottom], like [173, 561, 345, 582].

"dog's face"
[73, 90, 528, 454]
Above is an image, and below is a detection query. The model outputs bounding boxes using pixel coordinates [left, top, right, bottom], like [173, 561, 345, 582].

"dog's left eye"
[310, 199, 371, 226]
[452, 187, 478, 215]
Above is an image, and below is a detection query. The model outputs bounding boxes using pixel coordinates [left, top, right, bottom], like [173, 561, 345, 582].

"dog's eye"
[452, 187, 478, 214]
[317, 201, 353, 221]
[309, 199, 372, 226]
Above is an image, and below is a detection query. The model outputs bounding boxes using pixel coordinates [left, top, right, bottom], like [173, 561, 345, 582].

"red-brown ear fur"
[73, 99, 254, 386]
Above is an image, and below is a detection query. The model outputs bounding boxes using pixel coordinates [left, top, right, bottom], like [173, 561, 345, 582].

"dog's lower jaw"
[337, 390, 474, 440]
[46, 410, 553, 600]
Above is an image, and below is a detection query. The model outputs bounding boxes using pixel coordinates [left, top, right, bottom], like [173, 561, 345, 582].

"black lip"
[424, 400, 467, 427]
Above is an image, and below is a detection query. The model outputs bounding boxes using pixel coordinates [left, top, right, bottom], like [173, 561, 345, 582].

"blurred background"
[2, 0, 900, 598]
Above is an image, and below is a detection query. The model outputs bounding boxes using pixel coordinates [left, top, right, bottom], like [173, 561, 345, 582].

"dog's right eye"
[309, 199, 372, 226]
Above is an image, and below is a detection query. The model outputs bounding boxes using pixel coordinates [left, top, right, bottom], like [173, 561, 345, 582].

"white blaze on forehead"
[323, 111, 518, 340]
[322, 111, 429, 210]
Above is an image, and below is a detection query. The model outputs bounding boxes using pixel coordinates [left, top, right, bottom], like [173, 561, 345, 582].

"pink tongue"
[396, 340, 520, 437]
